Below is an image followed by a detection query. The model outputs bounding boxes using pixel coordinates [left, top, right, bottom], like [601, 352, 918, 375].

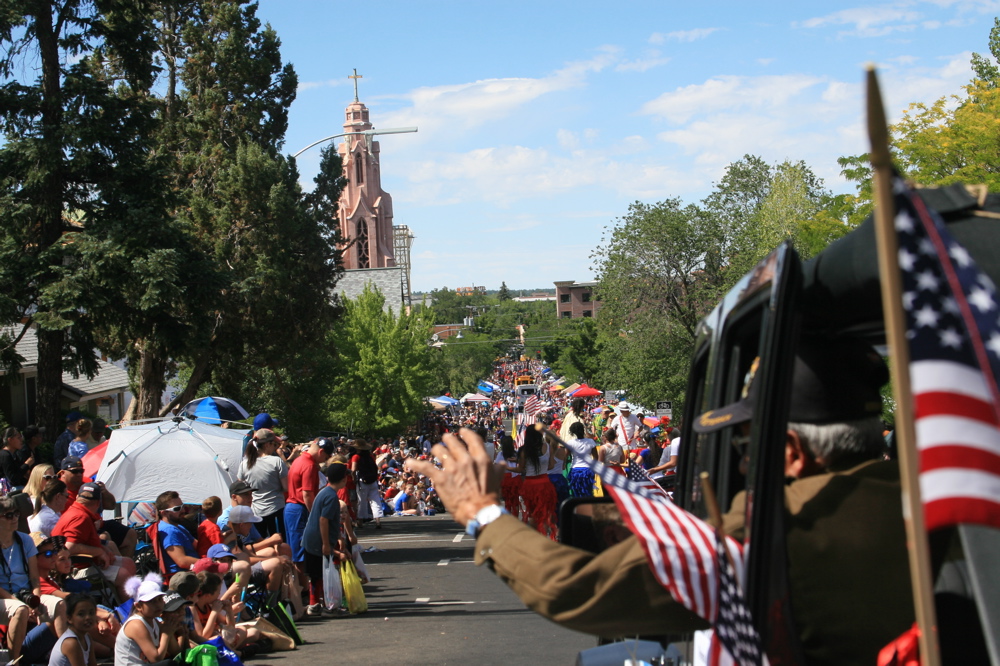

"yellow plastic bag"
[340, 559, 368, 614]
[593, 475, 604, 498]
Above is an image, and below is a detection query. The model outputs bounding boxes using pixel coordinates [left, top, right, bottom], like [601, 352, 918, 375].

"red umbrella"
[82, 440, 108, 479]
[572, 385, 603, 397]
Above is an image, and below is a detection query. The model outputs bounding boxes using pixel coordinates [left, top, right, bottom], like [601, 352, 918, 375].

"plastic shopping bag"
[323, 555, 343, 610]
[204, 637, 242, 666]
[351, 543, 370, 583]
[183, 643, 219, 666]
[340, 559, 368, 614]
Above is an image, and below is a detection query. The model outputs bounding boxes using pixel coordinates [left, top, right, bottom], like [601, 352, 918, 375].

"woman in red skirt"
[516, 426, 557, 540]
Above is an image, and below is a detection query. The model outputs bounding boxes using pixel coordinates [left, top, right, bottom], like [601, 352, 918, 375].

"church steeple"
[338, 69, 395, 271]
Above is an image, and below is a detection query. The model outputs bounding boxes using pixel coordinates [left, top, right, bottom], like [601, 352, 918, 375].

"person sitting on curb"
[52, 483, 136, 601]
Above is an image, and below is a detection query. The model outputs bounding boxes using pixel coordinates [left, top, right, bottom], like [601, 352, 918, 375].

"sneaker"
[306, 603, 323, 616]
[323, 606, 351, 618]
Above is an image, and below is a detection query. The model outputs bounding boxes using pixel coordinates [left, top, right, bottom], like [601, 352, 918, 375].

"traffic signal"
[535, 350, 541, 360]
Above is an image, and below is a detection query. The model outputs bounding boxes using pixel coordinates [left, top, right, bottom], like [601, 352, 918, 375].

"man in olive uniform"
[407, 337, 915, 666]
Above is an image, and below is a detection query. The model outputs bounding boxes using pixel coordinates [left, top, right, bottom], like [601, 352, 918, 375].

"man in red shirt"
[284, 438, 334, 579]
[52, 482, 136, 600]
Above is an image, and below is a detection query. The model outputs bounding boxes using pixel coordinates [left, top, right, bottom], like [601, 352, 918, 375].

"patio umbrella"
[180, 396, 250, 425]
[82, 440, 108, 479]
[572, 385, 603, 398]
[642, 416, 660, 428]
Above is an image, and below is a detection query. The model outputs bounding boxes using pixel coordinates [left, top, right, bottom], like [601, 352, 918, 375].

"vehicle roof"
[801, 183, 1000, 342]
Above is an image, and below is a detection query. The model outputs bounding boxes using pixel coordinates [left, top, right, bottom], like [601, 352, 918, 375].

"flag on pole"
[560, 435, 763, 665]
[893, 175, 1000, 531]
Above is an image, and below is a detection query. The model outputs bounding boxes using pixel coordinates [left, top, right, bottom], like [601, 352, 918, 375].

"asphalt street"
[253, 513, 594, 665]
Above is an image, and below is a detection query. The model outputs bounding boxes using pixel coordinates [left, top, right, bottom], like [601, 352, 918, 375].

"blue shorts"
[283, 502, 308, 562]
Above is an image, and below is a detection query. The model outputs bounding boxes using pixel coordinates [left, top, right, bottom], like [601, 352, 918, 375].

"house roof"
[2, 324, 130, 400]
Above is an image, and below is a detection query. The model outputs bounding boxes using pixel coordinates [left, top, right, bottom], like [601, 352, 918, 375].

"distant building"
[0, 324, 131, 427]
[553, 280, 601, 319]
[512, 293, 556, 303]
[455, 286, 487, 296]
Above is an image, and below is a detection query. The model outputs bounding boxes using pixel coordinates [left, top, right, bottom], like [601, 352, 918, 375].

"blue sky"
[258, 0, 1000, 292]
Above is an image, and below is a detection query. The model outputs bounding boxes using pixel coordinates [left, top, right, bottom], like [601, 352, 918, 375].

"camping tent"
[570, 385, 603, 397]
[95, 419, 250, 503]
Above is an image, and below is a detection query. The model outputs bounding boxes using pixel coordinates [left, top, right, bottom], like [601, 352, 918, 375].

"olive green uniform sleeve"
[473, 514, 709, 637]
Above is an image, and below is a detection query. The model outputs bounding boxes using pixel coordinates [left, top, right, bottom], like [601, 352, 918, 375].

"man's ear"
[784, 429, 819, 478]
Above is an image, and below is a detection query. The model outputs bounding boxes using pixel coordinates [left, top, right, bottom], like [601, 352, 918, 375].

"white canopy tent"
[459, 393, 490, 403]
[95, 418, 250, 504]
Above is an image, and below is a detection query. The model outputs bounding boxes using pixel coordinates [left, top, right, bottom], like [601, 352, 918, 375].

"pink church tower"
[338, 73, 396, 270]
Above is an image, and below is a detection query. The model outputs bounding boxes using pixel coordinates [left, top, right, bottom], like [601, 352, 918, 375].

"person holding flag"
[406, 336, 914, 665]
[605, 401, 642, 456]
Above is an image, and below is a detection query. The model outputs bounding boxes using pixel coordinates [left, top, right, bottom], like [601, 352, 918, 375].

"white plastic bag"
[323, 555, 343, 610]
[352, 543, 370, 583]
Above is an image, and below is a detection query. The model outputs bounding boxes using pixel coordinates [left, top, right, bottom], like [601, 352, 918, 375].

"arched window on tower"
[356, 218, 370, 268]
[355, 155, 364, 184]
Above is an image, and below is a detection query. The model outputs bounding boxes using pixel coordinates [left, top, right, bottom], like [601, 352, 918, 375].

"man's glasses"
[162, 505, 185, 513]
[1, 512, 19, 520]
[66, 468, 84, 474]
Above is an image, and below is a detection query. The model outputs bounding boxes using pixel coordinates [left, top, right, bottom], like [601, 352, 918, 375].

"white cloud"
[557, 129, 580, 150]
[393, 145, 700, 208]
[795, 5, 923, 37]
[297, 79, 348, 92]
[616, 55, 671, 72]
[639, 74, 825, 124]
[640, 53, 977, 194]
[757, 58, 776, 66]
[650, 28, 721, 44]
[374, 48, 619, 141]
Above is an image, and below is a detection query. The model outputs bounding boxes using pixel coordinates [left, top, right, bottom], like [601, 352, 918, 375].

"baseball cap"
[66, 411, 84, 423]
[228, 505, 261, 524]
[77, 482, 102, 501]
[162, 591, 192, 612]
[168, 571, 199, 597]
[253, 413, 280, 430]
[192, 558, 229, 575]
[60, 456, 84, 471]
[229, 480, 252, 496]
[207, 544, 236, 560]
[31, 533, 66, 552]
[316, 437, 336, 455]
[693, 336, 888, 433]
[136, 580, 165, 603]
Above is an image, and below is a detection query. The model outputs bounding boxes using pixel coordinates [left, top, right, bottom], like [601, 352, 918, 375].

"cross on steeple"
[349, 68, 363, 102]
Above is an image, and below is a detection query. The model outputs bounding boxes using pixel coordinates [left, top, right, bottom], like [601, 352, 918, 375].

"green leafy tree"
[498, 282, 511, 301]
[593, 199, 728, 411]
[328, 285, 437, 436]
[840, 21, 1000, 214]
[157, 0, 344, 419]
[0, 0, 167, 436]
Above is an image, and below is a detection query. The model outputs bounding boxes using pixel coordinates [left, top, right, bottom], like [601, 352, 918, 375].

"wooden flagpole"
[866, 64, 941, 666]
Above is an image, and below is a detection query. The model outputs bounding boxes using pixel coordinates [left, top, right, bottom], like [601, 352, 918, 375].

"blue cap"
[253, 413, 279, 430]
[66, 411, 84, 422]
[206, 544, 235, 560]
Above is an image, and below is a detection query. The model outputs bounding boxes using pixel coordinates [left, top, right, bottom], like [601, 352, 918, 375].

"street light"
[292, 126, 418, 159]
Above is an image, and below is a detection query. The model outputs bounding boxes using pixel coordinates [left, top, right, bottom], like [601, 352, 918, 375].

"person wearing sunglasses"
[34, 535, 121, 661]
[0, 496, 70, 663]
[52, 483, 137, 602]
[57, 457, 138, 560]
[156, 492, 200, 575]
[23, 464, 57, 507]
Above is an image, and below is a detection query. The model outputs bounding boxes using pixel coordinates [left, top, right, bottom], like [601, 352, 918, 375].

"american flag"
[515, 396, 541, 449]
[894, 175, 1000, 531]
[560, 435, 762, 664]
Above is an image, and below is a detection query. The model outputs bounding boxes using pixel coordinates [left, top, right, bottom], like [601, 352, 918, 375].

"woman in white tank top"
[516, 427, 557, 539]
